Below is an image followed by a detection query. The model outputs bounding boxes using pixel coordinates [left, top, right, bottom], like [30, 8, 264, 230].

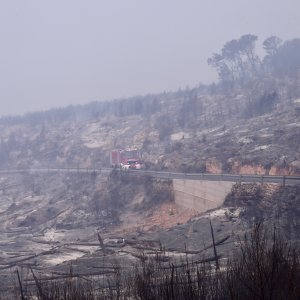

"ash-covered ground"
[0, 171, 299, 293]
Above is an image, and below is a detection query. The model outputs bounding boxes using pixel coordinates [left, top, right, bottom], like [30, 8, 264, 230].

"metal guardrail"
[128, 170, 300, 185]
[0, 168, 299, 185]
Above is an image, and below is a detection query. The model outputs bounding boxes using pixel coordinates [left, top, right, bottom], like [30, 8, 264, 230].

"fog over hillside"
[0, 0, 299, 116]
[0, 2, 300, 299]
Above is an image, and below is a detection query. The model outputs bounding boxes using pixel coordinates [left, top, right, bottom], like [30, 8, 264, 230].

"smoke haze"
[0, 0, 299, 116]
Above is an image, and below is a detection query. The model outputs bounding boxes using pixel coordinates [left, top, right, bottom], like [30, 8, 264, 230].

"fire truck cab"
[110, 149, 142, 170]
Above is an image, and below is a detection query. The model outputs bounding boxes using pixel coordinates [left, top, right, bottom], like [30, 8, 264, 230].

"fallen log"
[24, 270, 117, 282]
[63, 247, 91, 254]
[165, 235, 230, 254]
[161, 255, 223, 269]
[0, 248, 60, 270]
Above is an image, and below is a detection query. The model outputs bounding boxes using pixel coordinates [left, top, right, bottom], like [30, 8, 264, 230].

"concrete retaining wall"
[173, 179, 234, 213]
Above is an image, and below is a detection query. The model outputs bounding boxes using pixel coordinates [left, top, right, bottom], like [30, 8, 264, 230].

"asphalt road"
[0, 167, 299, 185]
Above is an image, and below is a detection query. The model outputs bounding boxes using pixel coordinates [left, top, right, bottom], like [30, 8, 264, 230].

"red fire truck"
[110, 149, 142, 170]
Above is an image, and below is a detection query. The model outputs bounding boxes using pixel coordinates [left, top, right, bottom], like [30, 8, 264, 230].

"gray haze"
[0, 0, 299, 117]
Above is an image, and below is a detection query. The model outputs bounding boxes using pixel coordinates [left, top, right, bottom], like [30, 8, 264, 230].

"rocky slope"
[0, 78, 299, 294]
[0, 80, 299, 176]
[0, 169, 299, 294]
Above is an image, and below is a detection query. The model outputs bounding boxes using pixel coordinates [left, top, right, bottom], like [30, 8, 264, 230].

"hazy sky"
[0, 0, 299, 116]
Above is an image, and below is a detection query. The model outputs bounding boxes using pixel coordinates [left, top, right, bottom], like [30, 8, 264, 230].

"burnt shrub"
[224, 224, 300, 299]
[17, 224, 299, 300]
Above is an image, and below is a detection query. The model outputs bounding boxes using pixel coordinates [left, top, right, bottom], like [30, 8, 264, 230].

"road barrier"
[0, 168, 299, 185]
